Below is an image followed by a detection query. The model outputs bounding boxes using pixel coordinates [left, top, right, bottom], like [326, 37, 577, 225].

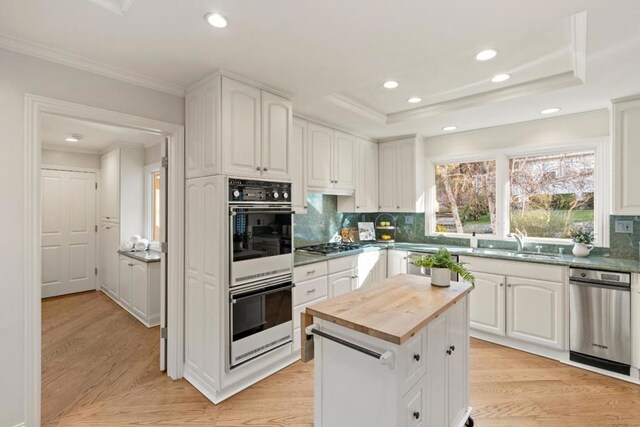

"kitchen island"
[301, 273, 473, 427]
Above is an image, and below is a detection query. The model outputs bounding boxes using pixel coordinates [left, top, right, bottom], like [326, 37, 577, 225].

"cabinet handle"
[507, 284, 512, 287]
[351, 276, 358, 279]
[306, 289, 316, 294]
[306, 270, 316, 274]
[356, 206, 360, 209]
[304, 205, 308, 209]
[413, 411, 420, 420]
[128, 263, 133, 267]
[263, 167, 268, 172]
[413, 353, 421, 362]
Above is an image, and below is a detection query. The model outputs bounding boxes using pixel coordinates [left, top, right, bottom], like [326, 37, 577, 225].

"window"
[435, 161, 496, 234]
[509, 151, 595, 239]
[151, 171, 161, 241]
[427, 140, 608, 244]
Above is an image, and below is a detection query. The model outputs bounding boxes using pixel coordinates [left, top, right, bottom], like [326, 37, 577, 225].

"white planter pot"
[430, 268, 451, 287]
[572, 242, 594, 257]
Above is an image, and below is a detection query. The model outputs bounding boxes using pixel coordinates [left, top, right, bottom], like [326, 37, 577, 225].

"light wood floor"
[43, 291, 640, 426]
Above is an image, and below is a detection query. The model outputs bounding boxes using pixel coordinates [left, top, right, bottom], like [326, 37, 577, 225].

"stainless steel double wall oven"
[227, 178, 294, 368]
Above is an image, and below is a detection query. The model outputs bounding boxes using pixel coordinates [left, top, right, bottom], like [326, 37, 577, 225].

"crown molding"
[324, 94, 387, 124]
[293, 112, 377, 142]
[0, 32, 186, 97]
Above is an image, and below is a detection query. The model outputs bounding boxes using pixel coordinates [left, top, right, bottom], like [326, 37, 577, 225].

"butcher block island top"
[305, 273, 473, 345]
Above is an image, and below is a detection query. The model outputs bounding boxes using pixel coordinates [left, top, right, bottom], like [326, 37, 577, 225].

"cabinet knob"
[413, 411, 420, 420]
[356, 206, 360, 209]
[449, 345, 455, 352]
[446, 349, 452, 355]
[507, 284, 512, 288]
[256, 166, 261, 171]
[263, 167, 268, 172]
[413, 353, 421, 362]
[499, 283, 504, 287]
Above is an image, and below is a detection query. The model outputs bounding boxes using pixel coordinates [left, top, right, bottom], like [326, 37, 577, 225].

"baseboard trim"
[100, 287, 158, 328]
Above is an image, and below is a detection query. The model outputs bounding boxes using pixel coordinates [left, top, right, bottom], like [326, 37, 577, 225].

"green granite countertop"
[294, 243, 640, 273]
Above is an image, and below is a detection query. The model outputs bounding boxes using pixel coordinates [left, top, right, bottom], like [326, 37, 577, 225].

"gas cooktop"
[296, 242, 373, 255]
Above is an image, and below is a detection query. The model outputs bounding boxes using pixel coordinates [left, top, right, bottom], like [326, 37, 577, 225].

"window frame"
[425, 137, 610, 246]
[144, 162, 161, 241]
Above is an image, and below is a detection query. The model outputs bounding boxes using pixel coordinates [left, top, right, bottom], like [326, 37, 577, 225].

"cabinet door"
[100, 154, 109, 221]
[328, 269, 355, 298]
[101, 223, 119, 297]
[333, 131, 356, 191]
[119, 258, 132, 308]
[376, 250, 388, 281]
[613, 98, 640, 214]
[261, 91, 292, 180]
[356, 251, 382, 289]
[396, 140, 416, 212]
[507, 277, 564, 349]
[186, 81, 220, 178]
[101, 149, 120, 222]
[426, 315, 447, 427]
[221, 77, 262, 177]
[131, 261, 148, 319]
[364, 140, 379, 212]
[387, 250, 408, 277]
[469, 272, 506, 336]
[447, 300, 468, 427]
[378, 142, 397, 211]
[307, 123, 333, 189]
[291, 118, 307, 213]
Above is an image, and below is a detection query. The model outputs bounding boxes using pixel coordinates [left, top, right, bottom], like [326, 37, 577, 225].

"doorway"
[25, 95, 185, 426]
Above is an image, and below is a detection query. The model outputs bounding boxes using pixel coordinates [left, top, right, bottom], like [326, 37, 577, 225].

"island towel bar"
[307, 326, 393, 364]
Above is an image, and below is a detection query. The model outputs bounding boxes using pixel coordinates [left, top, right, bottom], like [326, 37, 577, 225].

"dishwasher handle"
[569, 280, 630, 291]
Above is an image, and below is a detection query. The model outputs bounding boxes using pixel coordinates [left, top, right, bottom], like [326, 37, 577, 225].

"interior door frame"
[41, 165, 101, 291]
[25, 94, 185, 426]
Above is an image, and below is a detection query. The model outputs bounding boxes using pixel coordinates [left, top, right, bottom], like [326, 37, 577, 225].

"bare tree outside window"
[509, 151, 595, 238]
[435, 161, 496, 234]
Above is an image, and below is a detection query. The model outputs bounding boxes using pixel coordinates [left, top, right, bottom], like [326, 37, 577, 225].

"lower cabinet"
[356, 250, 386, 289]
[469, 272, 506, 336]
[328, 269, 356, 298]
[387, 249, 408, 277]
[506, 276, 564, 349]
[117, 255, 161, 327]
[100, 222, 120, 298]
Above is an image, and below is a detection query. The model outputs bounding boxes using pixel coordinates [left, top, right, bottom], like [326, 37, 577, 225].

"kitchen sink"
[475, 249, 560, 260]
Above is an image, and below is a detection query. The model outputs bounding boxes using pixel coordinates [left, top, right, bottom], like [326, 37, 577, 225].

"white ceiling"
[41, 114, 162, 153]
[2, 0, 640, 139]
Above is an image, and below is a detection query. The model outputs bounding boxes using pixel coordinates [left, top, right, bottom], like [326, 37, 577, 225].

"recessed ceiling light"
[407, 97, 422, 104]
[205, 13, 228, 28]
[540, 107, 561, 115]
[383, 80, 399, 89]
[442, 126, 457, 131]
[491, 73, 511, 83]
[65, 134, 83, 142]
[475, 49, 497, 61]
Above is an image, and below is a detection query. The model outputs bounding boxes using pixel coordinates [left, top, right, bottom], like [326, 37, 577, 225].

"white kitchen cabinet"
[306, 122, 356, 195]
[356, 250, 386, 288]
[387, 249, 408, 277]
[506, 276, 564, 349]
[338, 137, 379, 213]
[222, 77, 262, 177]
[118, 255, 161, 327]
[612, 96, 640, 214]
[100, 222, 120, 298]
[469, 271, 506, 336]
[378, 136, 425, 212]
[328, 269, 356, 298]
[186, 73, 292, 180]
[291, 117, 308, 214]
[632, 274, 640, 369]
[101, 148, 120, 222]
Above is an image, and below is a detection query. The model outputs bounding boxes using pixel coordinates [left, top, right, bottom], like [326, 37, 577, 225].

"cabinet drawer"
[402, 329, 426, 393]
[293, 276, 328, 306]
[294, 296, 327, 329]
[402, 377, 426, 427]
[460, 255, 564, 283]
[294, 261, 328, 282]
[328, 255, 358, 274]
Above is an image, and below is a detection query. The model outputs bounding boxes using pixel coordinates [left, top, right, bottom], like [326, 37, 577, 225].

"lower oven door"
[230, 279, 294, 368]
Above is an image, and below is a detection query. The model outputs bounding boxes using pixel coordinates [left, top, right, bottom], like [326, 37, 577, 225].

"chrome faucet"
[510, 231, 525, 253]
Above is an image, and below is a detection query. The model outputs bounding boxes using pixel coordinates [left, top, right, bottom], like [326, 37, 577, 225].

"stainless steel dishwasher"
[569, 268, 631, 375]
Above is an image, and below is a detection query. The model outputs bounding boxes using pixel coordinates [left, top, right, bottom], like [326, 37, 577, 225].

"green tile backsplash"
[294, 195, 638, 260]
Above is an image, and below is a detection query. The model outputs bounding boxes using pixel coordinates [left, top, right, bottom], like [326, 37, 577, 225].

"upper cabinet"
[186, 73, 292, 180]
[291, 118, 308, 214]
[612, 97, 640, 215]
[101, 148, 120, 222]
[306, 123, 356, 195]
[378, 136, 426, 213]
[338, 137, 379, 212]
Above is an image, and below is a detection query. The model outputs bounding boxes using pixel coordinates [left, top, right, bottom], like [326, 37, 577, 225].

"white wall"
[144, 143, 162, 166]
[423, 109, 609, 157]
[0, 47, 184, 427]
[41, 149, 101, 169]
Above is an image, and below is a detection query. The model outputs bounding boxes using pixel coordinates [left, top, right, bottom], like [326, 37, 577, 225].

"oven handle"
[230, 283, 295, 303]
[230, 207, 295, 216]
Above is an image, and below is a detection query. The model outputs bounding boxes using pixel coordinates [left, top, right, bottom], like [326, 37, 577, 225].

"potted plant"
[412, 248, 475, 287]
[569, 227, 595, 257]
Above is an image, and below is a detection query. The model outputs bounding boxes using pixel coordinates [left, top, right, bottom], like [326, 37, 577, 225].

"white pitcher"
[572, 242, 594, 257]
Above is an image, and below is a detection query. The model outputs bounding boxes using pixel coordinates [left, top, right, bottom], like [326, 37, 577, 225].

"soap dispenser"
[470, 231, 478, 249]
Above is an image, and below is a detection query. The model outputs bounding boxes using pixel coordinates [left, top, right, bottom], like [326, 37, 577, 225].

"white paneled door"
[41, 169, 97, 298]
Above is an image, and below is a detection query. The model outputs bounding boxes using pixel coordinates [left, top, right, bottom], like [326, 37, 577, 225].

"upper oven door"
[230, 205, 294, 286]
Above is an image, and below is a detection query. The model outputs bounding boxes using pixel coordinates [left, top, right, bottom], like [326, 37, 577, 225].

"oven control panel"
[229, 178, 292, 203]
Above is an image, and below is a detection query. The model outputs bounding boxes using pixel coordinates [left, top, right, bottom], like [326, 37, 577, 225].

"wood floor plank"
[43, 291, 640, 426]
